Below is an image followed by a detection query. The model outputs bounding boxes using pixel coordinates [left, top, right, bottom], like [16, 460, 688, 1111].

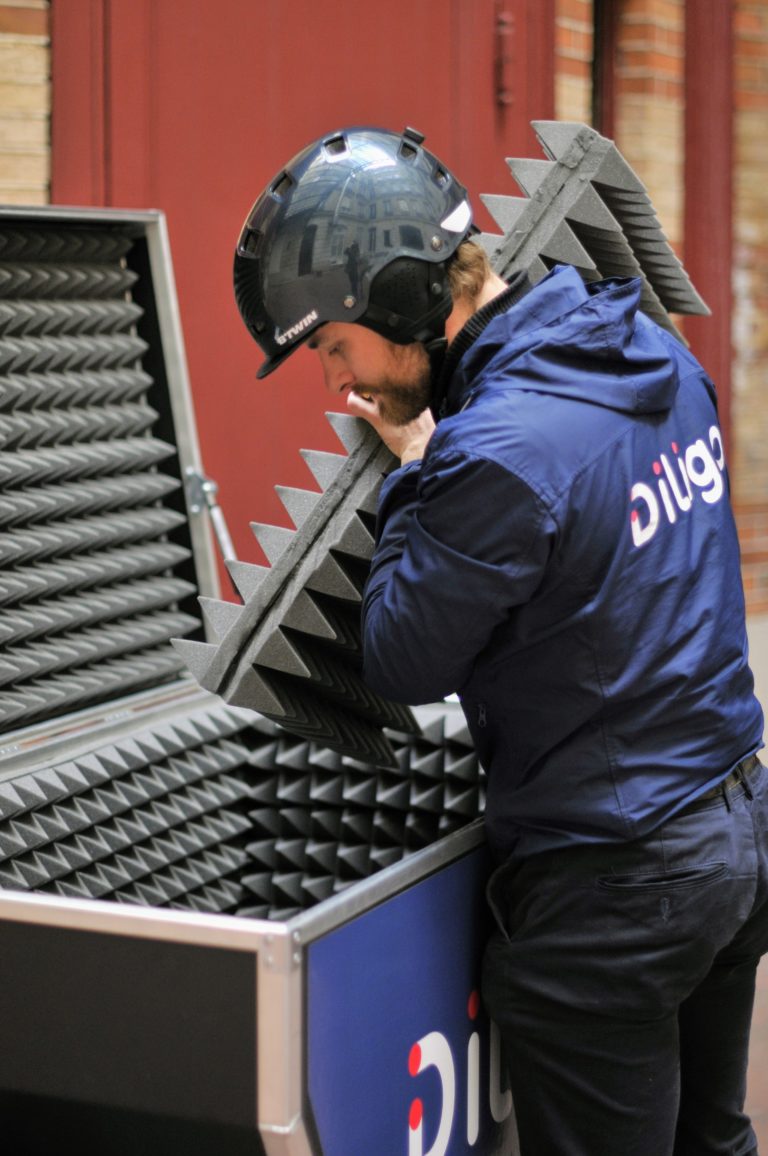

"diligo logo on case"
[407, 990, 513, 1156]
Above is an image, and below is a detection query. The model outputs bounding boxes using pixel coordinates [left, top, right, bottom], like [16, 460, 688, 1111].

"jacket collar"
[432, 270, 531, 419]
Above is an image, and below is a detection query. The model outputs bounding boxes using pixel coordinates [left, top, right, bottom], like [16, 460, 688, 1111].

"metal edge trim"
[259, 1120, 316, 1156]
[256, 930, 314, 1155]
[143, 213, 220, 603]
[0, 205, 165, 226]
[287, 818, 487, 944]
[0, 678, 214, 776]
[0, 886, 282, 953]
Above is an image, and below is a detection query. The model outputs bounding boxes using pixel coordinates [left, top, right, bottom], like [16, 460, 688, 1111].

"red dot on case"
[468, 990, 480, 1020]
[410, 1099, 424, 1130]
[409, 1043, 422, 1077]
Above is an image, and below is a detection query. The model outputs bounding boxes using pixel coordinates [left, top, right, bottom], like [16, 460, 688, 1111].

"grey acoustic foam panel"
[0, 220, 202, 733]
[173, 415, 418, 769]
[0, 700, 480, 921]
[479, 120, 708, 336]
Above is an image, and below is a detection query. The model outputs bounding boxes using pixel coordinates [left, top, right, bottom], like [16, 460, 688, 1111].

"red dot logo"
[467, 990, 480, 1020]
[409, 1098, 423, 1131]
[653, 462, 662, 475]
[408, 1042, 422, 1077]
[671, 442, 679, 453]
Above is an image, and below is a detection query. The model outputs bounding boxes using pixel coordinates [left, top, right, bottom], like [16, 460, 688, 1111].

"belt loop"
[721, 782, 733, 811]
[740, 762, 755, 800]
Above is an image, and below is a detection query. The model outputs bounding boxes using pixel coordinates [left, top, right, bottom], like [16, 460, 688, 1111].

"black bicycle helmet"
[233, 126, 472, 378]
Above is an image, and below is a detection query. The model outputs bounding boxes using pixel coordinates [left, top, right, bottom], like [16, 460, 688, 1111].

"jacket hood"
[444, 265, 681, 418]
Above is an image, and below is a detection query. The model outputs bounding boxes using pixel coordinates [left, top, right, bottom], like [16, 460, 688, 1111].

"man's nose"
[322, 359, 354, 396]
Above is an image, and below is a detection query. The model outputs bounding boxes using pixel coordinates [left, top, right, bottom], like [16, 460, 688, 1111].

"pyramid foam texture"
[0, 700, 481, 921]
[0, 220, 201, 733]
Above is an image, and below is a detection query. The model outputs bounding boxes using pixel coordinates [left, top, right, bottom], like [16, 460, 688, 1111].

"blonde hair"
[447, 239, 493, 305]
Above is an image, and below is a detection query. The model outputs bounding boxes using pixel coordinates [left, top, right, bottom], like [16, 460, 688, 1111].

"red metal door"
[51, 0, 554, 580]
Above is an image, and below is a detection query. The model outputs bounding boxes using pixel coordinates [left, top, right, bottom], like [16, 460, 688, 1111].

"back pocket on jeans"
[597, 861, 728, 893]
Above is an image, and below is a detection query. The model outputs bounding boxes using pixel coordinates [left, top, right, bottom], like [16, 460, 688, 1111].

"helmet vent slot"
[240, 228, 263, 258]
[271, 171, 295, 201]
[324, 134, 347, 157]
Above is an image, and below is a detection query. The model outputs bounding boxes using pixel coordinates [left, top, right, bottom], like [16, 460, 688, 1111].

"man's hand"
[346, 390, 435, 465]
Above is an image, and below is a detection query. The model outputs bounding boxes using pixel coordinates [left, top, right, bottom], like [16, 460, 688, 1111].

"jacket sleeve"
[361, 446, 555, 704]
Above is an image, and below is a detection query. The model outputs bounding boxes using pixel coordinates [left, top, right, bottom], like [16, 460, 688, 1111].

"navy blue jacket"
[362, 265, 764, 860]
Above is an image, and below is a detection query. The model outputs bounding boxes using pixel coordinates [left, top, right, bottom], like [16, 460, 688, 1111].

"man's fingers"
[346, 391, 379, 423]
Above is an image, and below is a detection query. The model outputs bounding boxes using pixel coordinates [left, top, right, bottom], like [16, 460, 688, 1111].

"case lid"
[0, 206, 218, 748]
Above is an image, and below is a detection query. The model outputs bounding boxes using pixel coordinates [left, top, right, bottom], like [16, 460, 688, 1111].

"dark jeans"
[482, 758, 768, 1156]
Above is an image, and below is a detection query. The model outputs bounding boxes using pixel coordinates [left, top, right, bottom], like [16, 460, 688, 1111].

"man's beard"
[359, 342, 432, 426]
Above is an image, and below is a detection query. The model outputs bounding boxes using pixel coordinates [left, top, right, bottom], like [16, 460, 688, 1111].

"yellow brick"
[0, 113, 47, 148]
[0, 184, 48, 205]
[555, 73, 592, 122]
[0, 38, 48, 80]
[0, 78, 49, 111]
[0, 149, 48, 182]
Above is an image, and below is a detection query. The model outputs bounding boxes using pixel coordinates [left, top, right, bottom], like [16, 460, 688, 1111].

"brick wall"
[610, 0, 685, 247]
[0, 0, 50, 204]
[555, 0, 684, 244]
[555, 0, 594, 123]
[733, 0, 768, 614]
[555, 1, 768, 614]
